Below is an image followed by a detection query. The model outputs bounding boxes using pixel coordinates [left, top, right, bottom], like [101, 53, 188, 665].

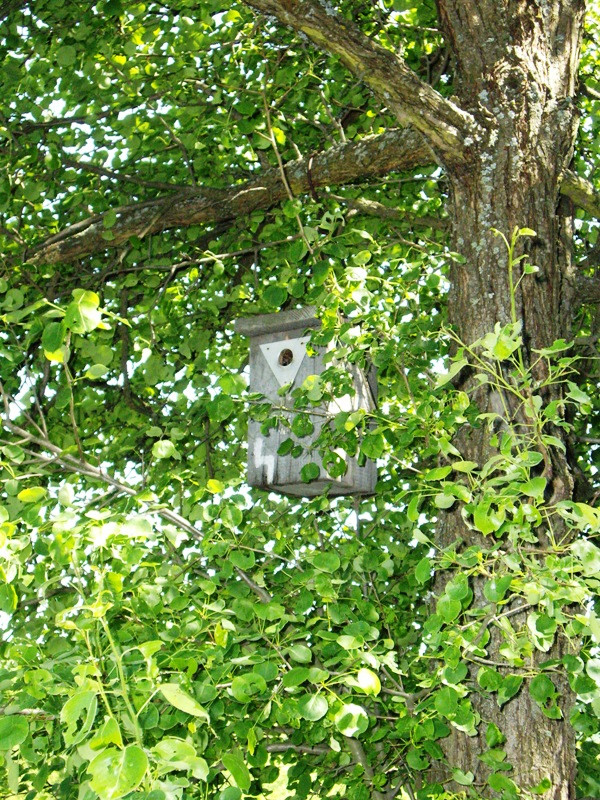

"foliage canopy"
[1, 1, 600, 799]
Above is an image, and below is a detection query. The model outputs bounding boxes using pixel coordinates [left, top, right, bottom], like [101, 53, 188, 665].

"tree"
[1, 0, 600, 798]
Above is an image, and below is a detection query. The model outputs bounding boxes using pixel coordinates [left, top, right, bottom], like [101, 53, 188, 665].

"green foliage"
[0, 2, 599, 799]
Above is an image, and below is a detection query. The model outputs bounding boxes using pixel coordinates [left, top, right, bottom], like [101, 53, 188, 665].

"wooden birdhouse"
[235, 307, 377, 497]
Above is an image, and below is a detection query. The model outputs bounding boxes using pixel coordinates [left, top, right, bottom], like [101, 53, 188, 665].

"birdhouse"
[235, 307, 377, 497]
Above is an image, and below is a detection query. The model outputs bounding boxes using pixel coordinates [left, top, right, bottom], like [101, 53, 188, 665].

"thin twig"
[262, 84, 314, 255]
[1, 419, 272, 605]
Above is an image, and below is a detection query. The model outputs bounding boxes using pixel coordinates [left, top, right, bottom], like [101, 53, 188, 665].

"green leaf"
[415, 557, 432, 583]
[487, 774, 518, 794]
[497, 675, 523, 707]
[89, 718, 123, 750]
[529, 674, 555, 704]
[486, 723, 506, 748]
[453, 460, 478, 473]
[483, 575, 512, 603]
[406, 748, 429, 770]
[300, 462, 320, 482]
[446, 573, 469, 600]
[207, 396, 235, 422]
[355, 668, 381, 696]
[231, 673, 267, 702]
[287, 644, 312, 663]
[222, 751, 251, 791]
[17, 486, 46, 504]
[152, 439, 177, 459]
[434, 686, 459, 717]
[64, 290, 102, 334]
[282, 667, 310, 687]
[152, 737, 208, 780]
[424, 466, 452, 481]
[58, 483, 75, 506]
[444, 662, 468, 685]
[452, 769, 474, 786]
[219, 789, 242, 800]
[60, 691, 98, 745]
[436, 358, 468, 388]
[85, 363, 109, 380]
[159, 684, 210, 721]
[297, 693, 328, 721]
[56, 45, 77, 66]
[88, 745, 148, 800]
[473, 499, 501, 535]
[566, 381, 592, 410]
[302, 374, 323, 402]
[361, 432, 384, 460]
[42, 321, 65, 352]
[437, 595, 461, 622]
[291, 413, 315, 437]
[530, 777, 552, 794]
[572, 539, 600, 575]
[334, 703, 369, 737]
[0, 717, 28, 750]
[263, 286, 288, 307]
[407, 494, 421, 522]
[218, 373, 247, 395]
[521, 476, 546, 499]
[313, 552, 340, 573]
[434, 492, 455, 509]
[221, 504, 243, 529]
[0, 585, 17, 613]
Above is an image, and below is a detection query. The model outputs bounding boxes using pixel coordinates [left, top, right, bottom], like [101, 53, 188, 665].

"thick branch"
[25, 132, 599, 267]
[575, 275, 600, 305]
[28, 128, 432, 265]
[244, 0, 477, 161]
[561, 169, 600, 219]
[266, 743, 330, 754]
[346, 738, 386, 800]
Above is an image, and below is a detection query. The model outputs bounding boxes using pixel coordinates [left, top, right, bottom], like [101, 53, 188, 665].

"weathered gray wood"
[235, 306, 321, 337]
[238, 308, 377, 497]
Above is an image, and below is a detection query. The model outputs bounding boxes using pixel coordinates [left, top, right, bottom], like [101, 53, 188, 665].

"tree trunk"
[433, 1, 585, 795]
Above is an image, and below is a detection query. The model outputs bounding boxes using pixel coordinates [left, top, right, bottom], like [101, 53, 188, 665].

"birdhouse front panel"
[236, 307, 377, 497]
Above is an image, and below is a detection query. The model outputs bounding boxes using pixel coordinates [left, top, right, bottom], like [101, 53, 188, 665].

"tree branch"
[346, 738, 386, 800]
[244, 0, 477, 162]
[23, 131, 599, 267]
[561, 169, 600, 219]
[2, 417, 272, 605]
[580, 83, 600, 102]
[332, 194, 448, 230]
[575, 275, 600, 305]
[266, 743, 330, 754]
[27, 127, 432, 265]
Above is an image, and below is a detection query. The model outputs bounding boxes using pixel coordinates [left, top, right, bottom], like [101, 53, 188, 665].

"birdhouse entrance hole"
[278, 348, 294, 366]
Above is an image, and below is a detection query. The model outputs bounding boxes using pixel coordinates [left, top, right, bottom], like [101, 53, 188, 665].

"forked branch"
[244, 0, 478, 162]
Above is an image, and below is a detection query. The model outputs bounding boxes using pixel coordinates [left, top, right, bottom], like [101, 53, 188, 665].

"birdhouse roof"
[235, 306, 321, 337]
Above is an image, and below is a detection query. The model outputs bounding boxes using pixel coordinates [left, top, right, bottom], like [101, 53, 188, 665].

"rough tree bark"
[432, 1, 585, 795]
